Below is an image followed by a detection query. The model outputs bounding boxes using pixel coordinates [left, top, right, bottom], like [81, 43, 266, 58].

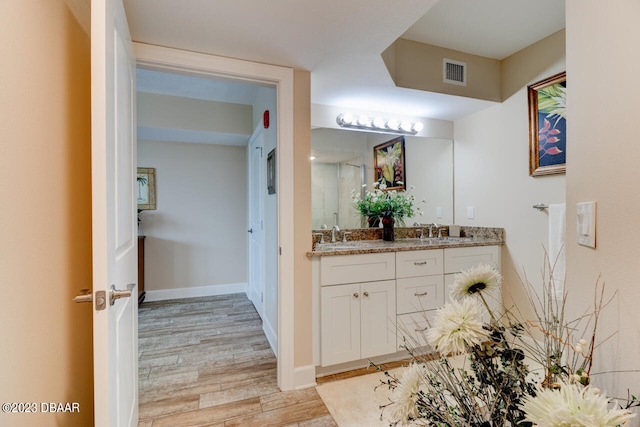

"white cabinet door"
[396, 249, 443, 278]
[320, 252, 395, 286]
[320, 280, 396, 366]
[444, 245, 501, 274]
[397, 275, 445, 314]
[397, 311, 438, 351]
[320, 283, 361, 366]
[361, 280, 397, 359]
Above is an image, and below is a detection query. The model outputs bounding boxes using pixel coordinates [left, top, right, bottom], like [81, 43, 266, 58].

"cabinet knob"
[363, 292, 369, 297]
[353, 293, 359, 298]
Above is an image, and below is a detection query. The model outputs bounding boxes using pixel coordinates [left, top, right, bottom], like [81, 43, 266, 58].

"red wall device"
[263, 110, 270, 128]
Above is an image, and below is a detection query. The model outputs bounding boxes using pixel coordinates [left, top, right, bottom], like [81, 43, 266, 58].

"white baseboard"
[144, 283, 247, 302]
[263, 315, 278, 357]
[294, 365, 317, 389]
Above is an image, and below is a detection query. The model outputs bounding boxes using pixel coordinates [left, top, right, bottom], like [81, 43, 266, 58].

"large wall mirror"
[311, 128, 453, 229]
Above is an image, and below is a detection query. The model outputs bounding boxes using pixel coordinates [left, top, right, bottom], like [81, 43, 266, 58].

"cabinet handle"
[363, 292, 369, 297]
[414, 291, 428, 297]
[414, 261, 427, 265]
[353, 293, 359, 298]
[415, 326, 429, 332]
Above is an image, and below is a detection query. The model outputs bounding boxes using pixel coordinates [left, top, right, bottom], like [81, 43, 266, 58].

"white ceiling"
[128, 0, 565, 125]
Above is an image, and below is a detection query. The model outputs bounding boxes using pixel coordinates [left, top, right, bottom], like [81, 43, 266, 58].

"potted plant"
[352, 182, 423, 241]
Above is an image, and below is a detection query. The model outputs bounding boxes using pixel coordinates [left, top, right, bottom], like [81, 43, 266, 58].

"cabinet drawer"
[396, 276, 444, 314]
[396, 311, 438, 351]
[396, 250, 443, 278]
[320, 252, 395, 286]
[444, 246, 500, 274]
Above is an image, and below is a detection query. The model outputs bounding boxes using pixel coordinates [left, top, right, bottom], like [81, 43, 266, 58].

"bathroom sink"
[315, 241, 363, 250]
[438, 237, 473, 243]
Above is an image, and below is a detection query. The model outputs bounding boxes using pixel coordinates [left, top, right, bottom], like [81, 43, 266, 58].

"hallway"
[137, 294, 336, 426]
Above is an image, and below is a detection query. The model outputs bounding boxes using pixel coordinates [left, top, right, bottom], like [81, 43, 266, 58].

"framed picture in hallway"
[267, 148, 276, 194]
[528, 71, 567, 176]
[374, 136, 405, 191]
[137, 167, 156, 210]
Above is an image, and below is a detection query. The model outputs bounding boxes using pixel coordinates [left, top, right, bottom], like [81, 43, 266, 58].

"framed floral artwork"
[374, 136, 405, 191]
[137, 167, 156, 210]
[528, 71, 567, 176]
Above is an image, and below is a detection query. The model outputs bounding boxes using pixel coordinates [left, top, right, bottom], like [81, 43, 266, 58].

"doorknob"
[109, 284, 133, 306]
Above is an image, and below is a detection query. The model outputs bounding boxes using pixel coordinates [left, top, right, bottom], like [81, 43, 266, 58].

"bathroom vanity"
[308, 227, 503, 372]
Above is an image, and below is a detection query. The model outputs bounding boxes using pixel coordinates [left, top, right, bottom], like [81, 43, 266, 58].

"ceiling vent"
[443, 59, 467, 86]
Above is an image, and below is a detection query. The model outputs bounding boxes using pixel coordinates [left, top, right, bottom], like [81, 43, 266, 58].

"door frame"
[134, 42, 296, 390]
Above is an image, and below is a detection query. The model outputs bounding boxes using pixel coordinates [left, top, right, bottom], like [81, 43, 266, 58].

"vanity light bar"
[336, 113, 423, 135]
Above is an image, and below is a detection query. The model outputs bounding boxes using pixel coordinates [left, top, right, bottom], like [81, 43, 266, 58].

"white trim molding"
[133, 42, 297, 391]
[144, 283, 247, 302]
[294, 365, 317, 390]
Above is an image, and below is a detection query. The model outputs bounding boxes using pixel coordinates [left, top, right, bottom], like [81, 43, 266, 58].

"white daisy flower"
[426, 298, 487, 355]
[522, 381, 636, 427]
[390, 363, 423, 424]
[450, 264, 502, 300]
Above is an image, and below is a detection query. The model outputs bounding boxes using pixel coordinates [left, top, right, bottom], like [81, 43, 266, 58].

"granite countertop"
[308, 234, 504, 257]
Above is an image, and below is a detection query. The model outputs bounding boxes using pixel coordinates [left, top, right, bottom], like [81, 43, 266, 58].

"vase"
[381, 216, 394, 241]
[367, 216, 380, 228]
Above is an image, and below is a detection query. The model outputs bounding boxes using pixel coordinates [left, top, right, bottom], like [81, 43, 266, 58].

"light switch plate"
[576, 201, 596, 248]
[467, 206, 474, 219]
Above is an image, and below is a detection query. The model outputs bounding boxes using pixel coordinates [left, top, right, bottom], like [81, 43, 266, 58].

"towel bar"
[533, 203, 548, 211]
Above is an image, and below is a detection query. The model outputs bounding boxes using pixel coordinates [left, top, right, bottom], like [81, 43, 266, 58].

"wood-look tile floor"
[137, 294, 337, 427]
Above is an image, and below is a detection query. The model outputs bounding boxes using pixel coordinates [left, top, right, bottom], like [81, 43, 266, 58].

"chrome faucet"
[331, 224, 341, 243]
[313, 232, 325, 244]
[428, 223, 439, 238]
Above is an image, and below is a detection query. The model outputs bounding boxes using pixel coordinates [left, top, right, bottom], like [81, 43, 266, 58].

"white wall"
[454, 33, 566, 308]
[565, 0, 640, 400]
[138, 140, 248, 296]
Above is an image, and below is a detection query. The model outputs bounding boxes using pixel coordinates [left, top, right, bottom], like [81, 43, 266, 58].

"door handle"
[110, 284, 133, 306]
[247, 228, 253, 233]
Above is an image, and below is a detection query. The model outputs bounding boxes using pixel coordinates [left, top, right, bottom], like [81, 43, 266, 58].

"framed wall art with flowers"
[374, 136, 405, 191]
[528, 71, 566, 176]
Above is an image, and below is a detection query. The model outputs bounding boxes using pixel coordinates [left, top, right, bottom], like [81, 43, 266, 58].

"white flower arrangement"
[376, 262, 638, 426]
[426, 298, 487, 355]
[522, 381, 636, 427]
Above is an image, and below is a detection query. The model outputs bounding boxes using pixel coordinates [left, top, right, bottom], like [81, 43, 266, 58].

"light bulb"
[400, 121, 412, 132]
[341, 113, 354, 125]
[413, 122, 424, 132]
[373, 117, 385, 128]
[357, 115, 369, 126]
[387, 119, 399, 130]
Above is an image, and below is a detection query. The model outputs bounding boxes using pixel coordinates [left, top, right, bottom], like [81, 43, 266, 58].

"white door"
[360, 280, 397, 358]
[91, 0, 138, 425]
[247, 127, 265, 318]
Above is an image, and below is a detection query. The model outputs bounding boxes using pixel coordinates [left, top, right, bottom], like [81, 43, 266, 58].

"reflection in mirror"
[311, 128, 454, 230]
